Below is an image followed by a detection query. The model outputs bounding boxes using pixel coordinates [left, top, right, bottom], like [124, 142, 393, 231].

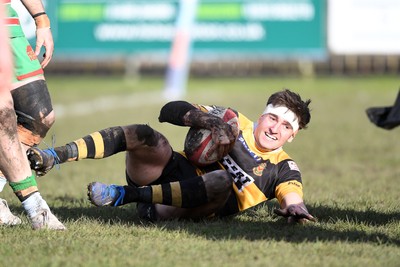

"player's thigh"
[125, 125, 173, 185]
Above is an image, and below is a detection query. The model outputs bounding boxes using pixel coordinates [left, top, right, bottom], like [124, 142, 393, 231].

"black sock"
[55, 126, 127, 162]
[122, 176, 208, 208]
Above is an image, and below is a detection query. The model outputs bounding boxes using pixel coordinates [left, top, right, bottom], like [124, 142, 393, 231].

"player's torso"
[221, 112, 295, 211]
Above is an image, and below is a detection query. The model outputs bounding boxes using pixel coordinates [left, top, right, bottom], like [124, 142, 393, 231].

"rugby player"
[0, 0, 65, 230]
[29, 89, 316, 223]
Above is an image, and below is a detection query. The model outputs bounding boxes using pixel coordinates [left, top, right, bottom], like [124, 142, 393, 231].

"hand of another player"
[274, 202, 317, 224]
[35, 27, 54, 68]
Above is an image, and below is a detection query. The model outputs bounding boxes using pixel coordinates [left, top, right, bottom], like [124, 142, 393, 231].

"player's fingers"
[215, 143, 228, 159]
[303, 213, 317, 222]
[34, 43, 42, 57]
[205, 143, 218, 161]
[222, 144, 231, 156]
[41, 53, 51, 68]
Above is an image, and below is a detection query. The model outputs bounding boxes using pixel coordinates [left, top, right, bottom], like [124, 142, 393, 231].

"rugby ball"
[184, 107, 239, 166]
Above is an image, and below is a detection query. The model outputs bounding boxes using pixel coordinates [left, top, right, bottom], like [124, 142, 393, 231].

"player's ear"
[287, 130, 298, 143]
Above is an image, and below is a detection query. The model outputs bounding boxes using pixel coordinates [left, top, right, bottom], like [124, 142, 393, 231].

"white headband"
[263, 104, 299, 131]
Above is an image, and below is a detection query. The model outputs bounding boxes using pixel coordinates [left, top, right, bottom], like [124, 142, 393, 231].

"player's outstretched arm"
[274, 192, 317, 224]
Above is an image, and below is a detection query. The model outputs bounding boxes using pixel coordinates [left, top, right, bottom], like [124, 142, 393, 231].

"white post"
[163, 0, 198, 100]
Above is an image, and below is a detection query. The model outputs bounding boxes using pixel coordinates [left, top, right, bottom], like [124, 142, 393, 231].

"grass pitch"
[0, 74, 399, 267]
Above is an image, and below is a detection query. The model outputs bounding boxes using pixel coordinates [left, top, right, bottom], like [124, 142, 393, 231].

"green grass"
[1, 74, 399, 267]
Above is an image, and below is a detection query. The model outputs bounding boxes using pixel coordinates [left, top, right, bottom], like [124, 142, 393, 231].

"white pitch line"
[53, 90, 166, 118]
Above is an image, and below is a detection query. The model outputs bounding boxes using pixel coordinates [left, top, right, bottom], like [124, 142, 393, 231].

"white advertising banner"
[328, 0, 400, 55]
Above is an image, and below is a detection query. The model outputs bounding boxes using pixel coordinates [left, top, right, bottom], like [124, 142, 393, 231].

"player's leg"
[28, 124, 173, 181]
[88, 169, 233, 220]
[28, 125, 129, 176]
[2, 35, 54, 181]
[0, 91, 64, 230]
[153, 169, 233, 220]
[0, 36, 55, 223]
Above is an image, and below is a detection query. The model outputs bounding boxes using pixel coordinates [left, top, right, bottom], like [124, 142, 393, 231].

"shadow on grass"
[34, 198, 400, 247]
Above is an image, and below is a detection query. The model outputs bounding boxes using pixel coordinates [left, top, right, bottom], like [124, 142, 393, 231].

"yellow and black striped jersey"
[196, 105, 304, 216]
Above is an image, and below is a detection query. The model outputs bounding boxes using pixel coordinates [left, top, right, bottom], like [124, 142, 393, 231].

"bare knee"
[124, 124, 172, 184]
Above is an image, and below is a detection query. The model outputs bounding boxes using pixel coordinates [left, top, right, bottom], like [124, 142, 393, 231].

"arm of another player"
[21, 0, 53, 68]
[274, 192, 317, 224]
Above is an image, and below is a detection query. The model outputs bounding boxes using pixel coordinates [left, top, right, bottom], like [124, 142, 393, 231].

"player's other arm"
[159, 101, 237, 156]
[274, 181, 317, 224]
[159, 101, 229, 131]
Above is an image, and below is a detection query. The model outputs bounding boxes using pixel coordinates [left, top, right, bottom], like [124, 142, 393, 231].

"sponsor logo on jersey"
[288, 181, 301, 188]
[222, 155, 254, 192]
[237, 136, 262, 162]
[287, 160, 300, 172]
[253, 163, 266, 176]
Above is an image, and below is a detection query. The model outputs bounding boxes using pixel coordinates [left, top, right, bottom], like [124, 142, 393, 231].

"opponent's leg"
[87, 170, 232, 219]
[9, 172, 66, 230]
[0, 93, 64, 230]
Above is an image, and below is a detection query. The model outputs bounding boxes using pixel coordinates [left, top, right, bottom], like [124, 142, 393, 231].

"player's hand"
[35, 27, 54, 68]
[207, 122, 236, 160]
[274, 202, 317, 224]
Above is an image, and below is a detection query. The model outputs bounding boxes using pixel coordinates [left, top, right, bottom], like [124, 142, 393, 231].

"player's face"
[254, 113, 297, 151]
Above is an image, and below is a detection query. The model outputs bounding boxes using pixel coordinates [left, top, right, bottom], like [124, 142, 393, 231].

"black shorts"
[126, 151, 225, 187]
[126, 151, 238, 220]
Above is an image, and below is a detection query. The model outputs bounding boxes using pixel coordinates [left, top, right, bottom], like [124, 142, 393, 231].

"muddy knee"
[125, 124, 168, 148]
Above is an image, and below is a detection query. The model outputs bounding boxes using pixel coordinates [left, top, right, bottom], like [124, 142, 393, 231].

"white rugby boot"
[0, 198, 22, 226]
[30, 208, 66, 230]
[23, 192, 66, 230]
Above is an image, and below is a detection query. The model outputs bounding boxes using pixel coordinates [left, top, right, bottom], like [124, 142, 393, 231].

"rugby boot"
[0, 198, 22, 226]
[31, 208, 66, 230]
[27, 147, 59, 176]
[87, 182, 125, 207]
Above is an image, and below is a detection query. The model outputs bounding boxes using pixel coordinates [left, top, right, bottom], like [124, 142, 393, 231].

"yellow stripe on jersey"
[75, 139, 87, 159]
[152, 184, 163, 204]
[275, 180, 303, 205]
[90, 132, 104, 159]
[233, 182, 268, 211]
[170, 182, 182, 207]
